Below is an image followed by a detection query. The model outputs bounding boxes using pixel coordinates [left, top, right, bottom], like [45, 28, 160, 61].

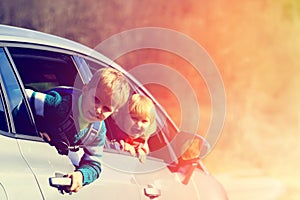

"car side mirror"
[167, 132, 211, 185]
[169, 131, 210, 162]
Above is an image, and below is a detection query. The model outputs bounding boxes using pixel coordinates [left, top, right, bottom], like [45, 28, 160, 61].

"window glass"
[0, 89, 8, 132]
[84, 59, 106, 73]
[0, 48, 37, 136]
[8, 47, 80, 91]
[73, 56, 93, 84]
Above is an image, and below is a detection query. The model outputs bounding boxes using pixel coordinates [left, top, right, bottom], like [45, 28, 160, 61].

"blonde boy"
[14, 68, 130, 192]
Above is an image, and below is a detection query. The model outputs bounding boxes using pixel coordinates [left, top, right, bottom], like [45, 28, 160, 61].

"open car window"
[8, 47, 82, 92]
[5, 47, 85, 137]
[84, 58, 209, 163]
[81, 57, 182, 162]
[105, 108, 180, 163]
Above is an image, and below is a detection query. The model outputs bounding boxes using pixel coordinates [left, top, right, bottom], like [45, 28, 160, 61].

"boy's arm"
[76, 121, 106, 186]
[76, 145, 103, 186]
[63, 145, 103, 193]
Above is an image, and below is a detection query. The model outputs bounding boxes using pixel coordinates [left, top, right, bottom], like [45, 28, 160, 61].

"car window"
[105, 106, 179, 163]
[0, 48, 37, 136]
[82, 57, 177, 161]
[84, 59, 107, 72]
[73, 56, 93, 84]
[0, 88, 8, 132]
[8, 47, 81, 92]
[72, 57, 179, 162]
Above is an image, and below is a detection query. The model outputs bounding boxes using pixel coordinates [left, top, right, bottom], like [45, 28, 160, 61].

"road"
[215, 170, 286, 200]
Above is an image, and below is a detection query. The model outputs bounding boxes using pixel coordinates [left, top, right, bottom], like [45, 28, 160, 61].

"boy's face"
[124, 113, 151, 139]
[81, 85, 116, 122]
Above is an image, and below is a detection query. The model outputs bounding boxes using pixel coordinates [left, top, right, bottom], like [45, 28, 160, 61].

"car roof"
[0, 24, 95, 54]
[0, 24, 119, 68]
[0, 24, 141, 94]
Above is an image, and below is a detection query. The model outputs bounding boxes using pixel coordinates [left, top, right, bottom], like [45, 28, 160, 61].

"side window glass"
[73, 56, 93, 84]
[0, 90, 8, 132]
[8, 47, 81, 91]
[84, 59, 106, 73]
[0, 48, 37, 136]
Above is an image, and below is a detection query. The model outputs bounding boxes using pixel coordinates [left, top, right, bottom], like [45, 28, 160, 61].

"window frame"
[0, 42, 184, 163]
[8, 47, 81, 92]
[0, 44, 88, 141]
[0, 72, 9, 133]
[0, 46, 40, 139]
[82, 57, 179, 162]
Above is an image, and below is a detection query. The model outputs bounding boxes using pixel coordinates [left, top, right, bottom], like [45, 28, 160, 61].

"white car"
[0, 24, 228, 200]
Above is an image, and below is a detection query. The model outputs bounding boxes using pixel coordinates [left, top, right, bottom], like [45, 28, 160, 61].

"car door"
[6, 46, 141, 199]
[0, 47, 43, 199]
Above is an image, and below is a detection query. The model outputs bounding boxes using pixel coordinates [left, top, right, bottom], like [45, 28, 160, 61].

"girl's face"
[124, 113, 151, 139]
[81, 85, 116, 122]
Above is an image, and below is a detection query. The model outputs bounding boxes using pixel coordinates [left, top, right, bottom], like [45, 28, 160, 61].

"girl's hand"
[120, 140, 136, 156]
[137, 148, 147, 163]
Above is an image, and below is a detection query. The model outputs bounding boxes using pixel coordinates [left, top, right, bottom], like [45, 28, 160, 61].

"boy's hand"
[65, 171, 83, 193]
[40, 132, 51, 142]
[120, 140, 136, 156]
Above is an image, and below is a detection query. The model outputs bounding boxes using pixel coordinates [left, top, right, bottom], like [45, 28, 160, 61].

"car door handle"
[144, 184, 161, 199]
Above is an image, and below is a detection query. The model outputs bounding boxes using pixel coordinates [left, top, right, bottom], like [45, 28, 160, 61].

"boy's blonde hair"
[87, 67, 130, 109]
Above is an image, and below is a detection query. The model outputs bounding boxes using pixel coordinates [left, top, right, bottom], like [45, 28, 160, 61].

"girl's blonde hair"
[128, 94, 157, 138]
[115, 94, 157, 138]
[129, 94, 156, 124]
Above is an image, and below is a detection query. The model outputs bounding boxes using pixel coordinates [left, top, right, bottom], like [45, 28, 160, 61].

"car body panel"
[0, 133, 42, 199]
[17, 138, 141, 199]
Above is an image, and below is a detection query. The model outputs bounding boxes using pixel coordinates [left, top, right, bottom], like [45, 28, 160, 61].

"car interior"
[8, 47, 80, 91]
